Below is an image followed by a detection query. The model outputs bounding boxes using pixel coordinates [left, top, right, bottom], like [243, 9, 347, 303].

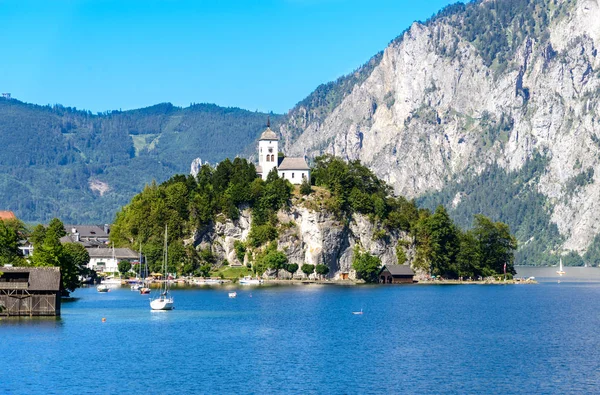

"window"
[260, 148, 262, 153]
[292, 173, 294, 178]
[302, 173, 306, 179]
[268, 148, 273, 153]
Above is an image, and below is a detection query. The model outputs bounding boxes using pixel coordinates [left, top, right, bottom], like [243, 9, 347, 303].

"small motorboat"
[352, 309, 363, 315]
[131, 283, 142, 291]
[97, 284, 110, 293]
[239, 276, 263, 285]
[228, 292, 237, 298]
[139, 287, 151, 294]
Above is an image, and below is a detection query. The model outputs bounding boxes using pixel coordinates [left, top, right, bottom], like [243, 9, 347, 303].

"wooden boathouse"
[0, 267, 61, 316]
[379, 264, 415, 284]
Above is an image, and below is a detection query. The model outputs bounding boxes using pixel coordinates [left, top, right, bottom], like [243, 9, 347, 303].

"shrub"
[352, 246, 381, 283]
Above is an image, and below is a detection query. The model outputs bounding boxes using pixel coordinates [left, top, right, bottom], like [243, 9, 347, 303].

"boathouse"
[0, 267, 61, 316]
[379, 264, 415, 284]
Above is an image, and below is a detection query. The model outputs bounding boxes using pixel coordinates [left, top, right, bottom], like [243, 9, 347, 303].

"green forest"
[109, 156, 517, 281]
[417, 153, 592, 266]
[0, 98, 280, 223]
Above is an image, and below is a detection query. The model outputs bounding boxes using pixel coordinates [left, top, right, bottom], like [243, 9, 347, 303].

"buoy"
[102, 317, 106, 322]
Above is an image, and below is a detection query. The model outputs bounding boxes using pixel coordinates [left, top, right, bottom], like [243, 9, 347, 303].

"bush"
[234, 240, 246, 263]
[300, 177, 312, 195]
[118, 261, 132, 274]
[248, 224, 278, 247]
[352, 247, 381, 283]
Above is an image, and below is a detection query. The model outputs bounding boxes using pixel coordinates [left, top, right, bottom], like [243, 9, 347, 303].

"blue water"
[2, 269, 600, 394]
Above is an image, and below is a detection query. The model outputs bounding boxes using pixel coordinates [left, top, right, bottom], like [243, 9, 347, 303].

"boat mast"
[163, 224, 168, 294]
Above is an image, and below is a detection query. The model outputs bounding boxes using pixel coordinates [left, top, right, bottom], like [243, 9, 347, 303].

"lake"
[2, 267, 600, 394]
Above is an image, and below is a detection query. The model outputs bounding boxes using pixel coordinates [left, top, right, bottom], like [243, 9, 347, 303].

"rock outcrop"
[192, 201, 410, 279]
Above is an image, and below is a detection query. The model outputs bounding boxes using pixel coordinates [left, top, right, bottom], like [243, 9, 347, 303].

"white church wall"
[279, 170, 309, 185]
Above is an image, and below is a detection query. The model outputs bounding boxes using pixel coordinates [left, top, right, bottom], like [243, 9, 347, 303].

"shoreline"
[111, 277, 538, 287]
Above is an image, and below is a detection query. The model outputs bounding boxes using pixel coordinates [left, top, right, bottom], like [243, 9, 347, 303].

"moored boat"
[97, 284, 110, 293]
[150, 225, 174, 311]
[239, 276, 263, 285]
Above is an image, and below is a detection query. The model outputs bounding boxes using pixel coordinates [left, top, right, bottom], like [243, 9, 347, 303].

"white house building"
[255, 122, 310, 184]
[87, 247, 139, 273]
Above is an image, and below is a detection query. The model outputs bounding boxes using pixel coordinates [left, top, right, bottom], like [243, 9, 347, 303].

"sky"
[0, 0, 457, 114]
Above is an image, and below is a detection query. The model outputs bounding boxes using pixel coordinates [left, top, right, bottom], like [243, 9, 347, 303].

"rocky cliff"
[192, 194, 411, 279]
[278, 0, 600, 262]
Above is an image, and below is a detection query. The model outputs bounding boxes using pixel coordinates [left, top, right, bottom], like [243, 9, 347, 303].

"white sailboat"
[150, 225, 174, 310]
[556, 258, 566, 276]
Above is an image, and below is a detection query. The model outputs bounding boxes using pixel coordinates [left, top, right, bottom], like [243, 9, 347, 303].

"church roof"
[278, 157, 310, 171]
[259, 127, 279, 141]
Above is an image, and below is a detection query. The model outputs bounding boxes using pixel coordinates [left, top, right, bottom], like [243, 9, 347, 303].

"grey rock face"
[192, 205, 411, 279]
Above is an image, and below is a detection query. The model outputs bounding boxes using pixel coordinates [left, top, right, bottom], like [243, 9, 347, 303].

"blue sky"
[0, 0, 456, 114]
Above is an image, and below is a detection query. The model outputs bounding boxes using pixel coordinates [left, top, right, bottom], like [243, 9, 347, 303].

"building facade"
[256, 123, 310, 184]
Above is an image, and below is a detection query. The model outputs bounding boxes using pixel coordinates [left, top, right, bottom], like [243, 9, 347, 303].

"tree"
[456, 231, 481, 279]
[31, 218, 82, 296]
[285, 263, 299, 278]
[118, 261, 132, 275]
[352, 246, 381, 283]
[263, 250, 288, 278]
[301, 264, 315, 277]
[315, 264, 330, 279]
[472, 215, 517, 275]
[0, 220, 24, 266]
[48, 218, 67, 238]
[421, 206, 460, 278]
[62, 243, 90, 292]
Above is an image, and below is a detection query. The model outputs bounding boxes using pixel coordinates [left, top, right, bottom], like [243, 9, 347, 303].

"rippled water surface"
[2, 268, 600, 394]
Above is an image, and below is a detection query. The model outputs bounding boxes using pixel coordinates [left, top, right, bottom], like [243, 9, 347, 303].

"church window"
[292, 173, 295, 178]
[271, 154, 275, 161]
[302, 173, 306, 179]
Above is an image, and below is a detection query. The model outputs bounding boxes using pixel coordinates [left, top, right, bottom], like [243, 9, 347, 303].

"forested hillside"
[0, 98, 280, 223]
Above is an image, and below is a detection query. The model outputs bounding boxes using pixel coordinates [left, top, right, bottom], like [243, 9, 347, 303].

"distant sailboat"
[150, 225, 174, 310]
[556, 258, 566, 276]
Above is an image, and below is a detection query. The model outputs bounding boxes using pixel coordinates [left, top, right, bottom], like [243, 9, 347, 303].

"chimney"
[104, 224, 110, 234]
[74, 232, 80, 242]
[71, 227, 77, 234]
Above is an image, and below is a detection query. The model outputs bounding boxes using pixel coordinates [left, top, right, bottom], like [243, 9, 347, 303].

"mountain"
[0, 99, 280, 223]
[278, 0, 600, 265]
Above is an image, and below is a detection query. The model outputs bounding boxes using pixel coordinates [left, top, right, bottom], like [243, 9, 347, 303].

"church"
[256, 122, 310, 185]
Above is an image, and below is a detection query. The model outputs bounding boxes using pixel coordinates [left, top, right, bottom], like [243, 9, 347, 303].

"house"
[61, 224, 110, 247]
[87, 247, 139, 273]
[379, 264, 415, 284]
[0, 211, 16, 221]
[0, 267, 61, 316]
[255, 120, 310, 184]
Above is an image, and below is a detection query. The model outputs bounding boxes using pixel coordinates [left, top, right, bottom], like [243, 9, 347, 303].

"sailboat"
[131, 242, 143, 291]
[556, 258, 566, 276]
[150, 225, 174, 310]
[140, 249, 151, 294]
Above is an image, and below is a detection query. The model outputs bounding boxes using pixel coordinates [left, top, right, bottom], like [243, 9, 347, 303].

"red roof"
[0, 211, 17, 221]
